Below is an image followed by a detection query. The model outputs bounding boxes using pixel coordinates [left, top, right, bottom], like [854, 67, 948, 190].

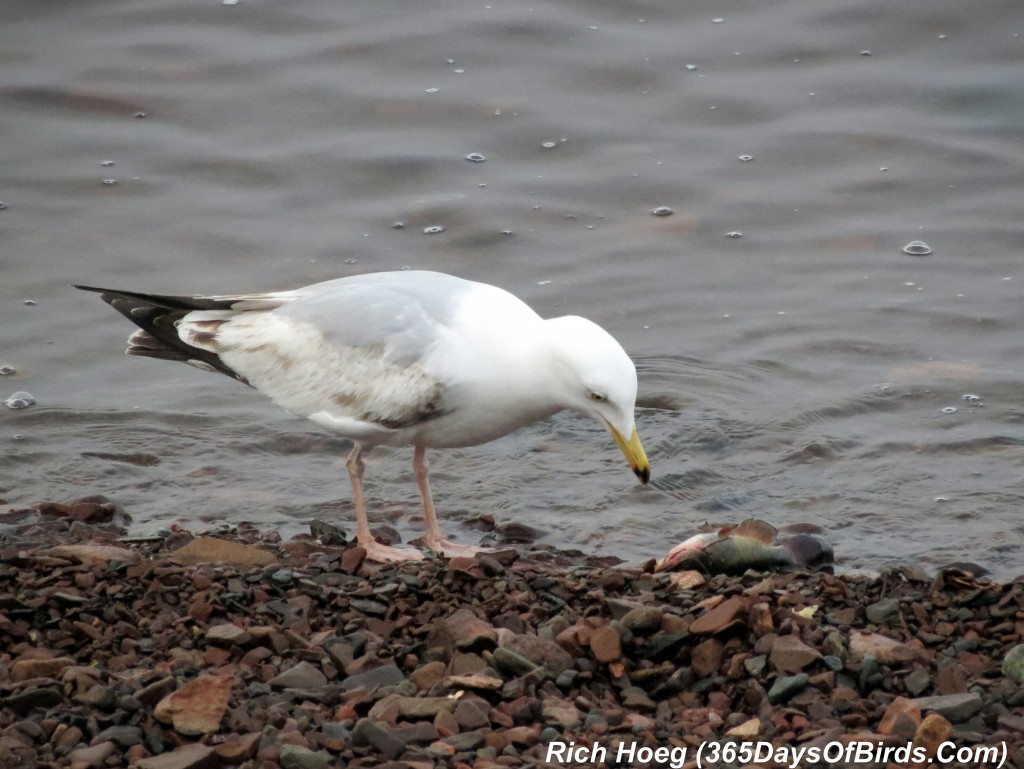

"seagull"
[77, 271, 650, 562]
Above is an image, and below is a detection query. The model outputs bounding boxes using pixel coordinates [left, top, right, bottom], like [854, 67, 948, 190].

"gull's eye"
[588, 391, 607, 403]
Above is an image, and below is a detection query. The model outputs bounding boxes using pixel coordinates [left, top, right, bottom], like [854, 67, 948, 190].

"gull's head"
[544, 316, 650, 484]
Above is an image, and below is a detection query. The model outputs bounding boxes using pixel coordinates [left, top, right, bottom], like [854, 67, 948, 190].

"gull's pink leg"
[346, 445, 423, 562]
[414, 445, 486, 558]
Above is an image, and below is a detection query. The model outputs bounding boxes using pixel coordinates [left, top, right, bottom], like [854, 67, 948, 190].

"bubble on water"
[541, 141, 557, 149]
[453, 69, 465, 74]
[935, 496, 949, 503]
[345, 259, 358, 265]
[23, 299, 37, 306]
[873, 383, 892, 392]
[650, 206, 674, 217]
[712, 17, 725, 23]
[726, 231, 743, 238]
[5, 391, 35, 409]
[446, 58, 455, 65]
[0, 202, 7, 210]
[134, 112, 147, 119]
[737, 154, 754, 162]
[465, 152, 486, 163]
[223, 0, 239, 5]
[685, 64, 698, 71]
[100, 160, 115, 167]
[501, 230, 514, 236]
[0, 365, 15, 376]
[102, 179, 117, 186]
[941, 406, 958, 414]
[860, 50, 872, 56]
[391, 221, 405, 230]
[424, 87, 440, 94]
[902, 240, 932, 256]
[423, 225, 446, 234]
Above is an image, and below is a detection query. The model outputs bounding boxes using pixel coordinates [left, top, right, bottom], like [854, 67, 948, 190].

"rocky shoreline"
[1, 503, 1023, 769]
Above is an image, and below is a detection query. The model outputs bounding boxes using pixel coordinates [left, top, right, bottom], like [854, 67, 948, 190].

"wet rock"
[154, 675, 232, 735]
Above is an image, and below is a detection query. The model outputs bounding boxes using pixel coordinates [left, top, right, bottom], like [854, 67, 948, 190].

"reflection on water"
[3, 0, 1023, 579]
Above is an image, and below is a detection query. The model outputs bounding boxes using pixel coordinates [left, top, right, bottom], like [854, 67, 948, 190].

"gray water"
[3, 0, 1023, 579]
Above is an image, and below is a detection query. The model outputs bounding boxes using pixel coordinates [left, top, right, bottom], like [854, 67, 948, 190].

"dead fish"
[655, 518, 833, 575]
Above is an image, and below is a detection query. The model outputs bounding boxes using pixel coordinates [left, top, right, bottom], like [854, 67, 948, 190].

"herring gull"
[77, 271, 650, 561]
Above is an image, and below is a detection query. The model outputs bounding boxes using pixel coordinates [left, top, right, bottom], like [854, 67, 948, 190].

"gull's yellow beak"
[608, 424, 650, 484]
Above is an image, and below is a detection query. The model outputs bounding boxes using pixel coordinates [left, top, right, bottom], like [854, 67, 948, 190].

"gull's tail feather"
[75, 285, 250, 385]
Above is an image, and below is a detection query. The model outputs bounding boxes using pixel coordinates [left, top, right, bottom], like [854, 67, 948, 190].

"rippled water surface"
[3, 0, 1023, 578]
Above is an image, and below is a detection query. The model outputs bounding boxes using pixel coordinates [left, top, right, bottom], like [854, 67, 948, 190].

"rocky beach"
[0, 498, 1022, 769]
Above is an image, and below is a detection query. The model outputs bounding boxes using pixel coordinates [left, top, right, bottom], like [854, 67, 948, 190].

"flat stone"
[541, 697, 581, 729]
[48, 544, 141, 564]
[206, 623, 251, 646]
[1001, 643, 1024, 684]
[454, 697, 491, 730]
[770, 635, 822, 673]
[136, 743, 218, 769]
[340, 662, 405, 692]
[768, 673, 809, 705]
[690, 596, 749, 635]
[280, 744, 331, 769]
[879, 696, 921, 739]
[589, 624, 622, 663]
[726, 718, 761, 738]
[912, 693, 983, 723]
[621, 605, 663, 634]
[492, 646, 541, 677]
[865, 597, 901, 624]
[5, 686, 62, 714]
[352, 718, 405, 760]
[848, 631, 920, 664]
[214, 734, 260, 763]
[270, 661, 328, 689]
[409, 661, 446, 691]
[136, 677, 177, 708]
[905, 666, 931, 696]
[394, 696, 456, 719]
[446, 607, 498, 650]
[11, 657, 76, 682]
[168, 536, 276, 567]
[154, 675, 232, 735]
[913, 712, 953, 754]
[691, 638, 724, 678]
[67, 742, 116, 768]
[502, 633, 573, 677]
[91, 724, 143, 747]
